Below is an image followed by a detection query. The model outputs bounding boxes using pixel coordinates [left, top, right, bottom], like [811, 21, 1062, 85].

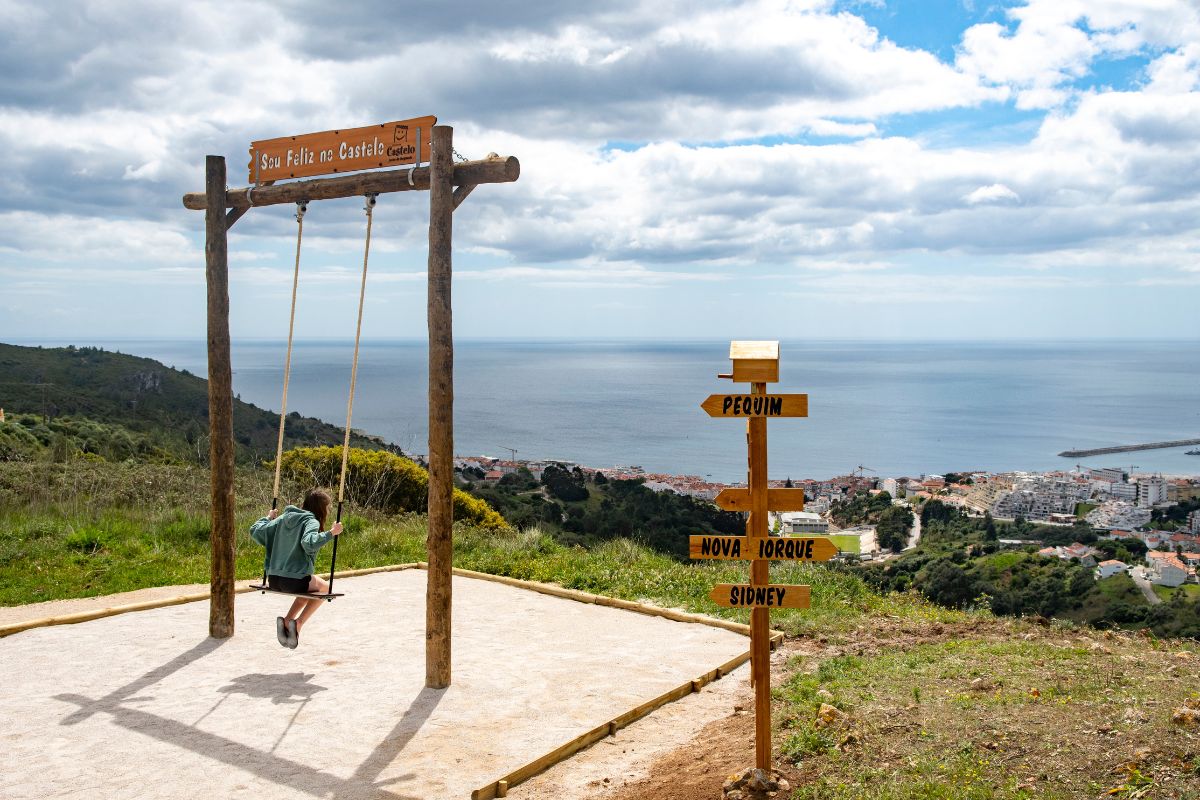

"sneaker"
[275, 617, 289, 647]
[286, 619, 299, 649]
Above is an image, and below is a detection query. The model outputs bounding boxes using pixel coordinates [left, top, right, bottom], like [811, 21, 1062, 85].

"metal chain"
[451, 146, 469, 163]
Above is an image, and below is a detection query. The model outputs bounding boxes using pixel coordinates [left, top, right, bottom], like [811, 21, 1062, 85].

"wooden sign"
[701, 394, 808, 418]
[708, 584, 811, 609]
[249, 115, 437, 183]
[690, 535, 837, 562]
[715, 487, 806, 512]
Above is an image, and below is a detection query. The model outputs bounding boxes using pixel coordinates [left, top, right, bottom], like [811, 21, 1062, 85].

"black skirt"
[267, 574, 312, 594]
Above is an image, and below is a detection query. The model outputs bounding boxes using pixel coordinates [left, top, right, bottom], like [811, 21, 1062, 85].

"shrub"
[277, 446, 507, 530]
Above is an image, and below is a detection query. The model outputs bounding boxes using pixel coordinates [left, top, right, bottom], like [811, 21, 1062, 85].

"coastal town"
[455, 455, 1200, 591]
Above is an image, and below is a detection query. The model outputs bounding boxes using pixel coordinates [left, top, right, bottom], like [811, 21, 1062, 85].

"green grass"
[0, 461, 976, 637]
[1153, 583, 1200, 601]
[788, 754, 1051, 799]
[777, 635, 1200, 798]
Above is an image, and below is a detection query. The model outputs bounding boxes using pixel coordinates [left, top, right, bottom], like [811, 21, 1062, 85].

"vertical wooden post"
[426, 125, 455, 689]
[748, 382, 771, 770]
[205, 155, 236, 639]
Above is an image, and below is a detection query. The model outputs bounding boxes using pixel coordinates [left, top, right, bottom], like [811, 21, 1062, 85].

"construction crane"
[852, 465, 875, 478]
[497, 446, 518, 462]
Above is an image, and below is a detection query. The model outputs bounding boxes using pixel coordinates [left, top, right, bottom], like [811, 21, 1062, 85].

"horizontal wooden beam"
[182, 155, 519, 211]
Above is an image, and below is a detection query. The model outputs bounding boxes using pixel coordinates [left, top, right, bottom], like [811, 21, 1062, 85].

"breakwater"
[1059, 438, 1200, 458]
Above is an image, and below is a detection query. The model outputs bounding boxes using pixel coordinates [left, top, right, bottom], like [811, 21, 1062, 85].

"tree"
[542, 464, 588, 502]
[876, 505, 912, 552]
[918, 560, 976, 608]
[983, 512, 997, 541]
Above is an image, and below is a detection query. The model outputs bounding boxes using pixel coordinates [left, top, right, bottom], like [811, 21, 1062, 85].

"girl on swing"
[250, 489, 343, 649]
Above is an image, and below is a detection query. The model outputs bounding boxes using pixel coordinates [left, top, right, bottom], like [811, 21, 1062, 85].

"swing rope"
[260, 202, 307, 591]
[271, 201, 307, 511]
[327, 192, 377, 594]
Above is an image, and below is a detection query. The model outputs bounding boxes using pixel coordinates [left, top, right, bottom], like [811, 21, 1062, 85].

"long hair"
[302, 489, 332, 530]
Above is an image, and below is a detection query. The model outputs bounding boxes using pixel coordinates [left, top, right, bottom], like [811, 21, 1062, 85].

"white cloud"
[963, 184, 1020, 205]
[0, 211, 194, 265]
[0, 0, 1198, 340]
[956, 0, 1200, 108]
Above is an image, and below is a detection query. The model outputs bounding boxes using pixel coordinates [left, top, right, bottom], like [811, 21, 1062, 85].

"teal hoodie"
[249, 505, 333, 579]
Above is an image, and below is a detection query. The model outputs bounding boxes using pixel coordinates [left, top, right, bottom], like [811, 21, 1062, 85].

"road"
[904, 504, 921, 550]
[1129, 566, 1162, 605]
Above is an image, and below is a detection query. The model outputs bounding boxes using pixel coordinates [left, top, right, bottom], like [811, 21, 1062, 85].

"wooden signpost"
[691, 340, 832, 772]
[708, 584, 811, 609]
[700, 393, 808, 418]
[689, 534, 837, 562]
[713, 487, 806, 512]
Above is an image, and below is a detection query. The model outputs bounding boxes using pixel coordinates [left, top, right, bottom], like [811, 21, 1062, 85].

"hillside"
[0, 342, 398, 464]
[860, 498, 1200, 639]
[3, 460, 1200, 798]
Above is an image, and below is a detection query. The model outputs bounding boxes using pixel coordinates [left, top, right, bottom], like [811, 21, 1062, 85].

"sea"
[18, 339, 1200, 483]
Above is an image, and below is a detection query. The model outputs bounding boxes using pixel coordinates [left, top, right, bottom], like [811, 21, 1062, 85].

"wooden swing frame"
[183, 126, 519, 689]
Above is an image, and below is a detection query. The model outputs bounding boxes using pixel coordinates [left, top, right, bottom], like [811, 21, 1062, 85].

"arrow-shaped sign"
[714, 487, 806, 512]
[689, 535, 838, 562]
[701, 394, 808, 418]
[708, 583, 811, 609]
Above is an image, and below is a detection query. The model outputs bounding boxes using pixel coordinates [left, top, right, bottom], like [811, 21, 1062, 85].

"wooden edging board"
[469, 628, 785, 800]
[0, 562, 424, 638]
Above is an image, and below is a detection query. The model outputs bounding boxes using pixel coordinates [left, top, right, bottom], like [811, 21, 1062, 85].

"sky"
[0, 0, 1197, 342]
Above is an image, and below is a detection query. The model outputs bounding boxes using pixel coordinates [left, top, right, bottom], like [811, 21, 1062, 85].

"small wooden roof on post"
[720, 340, 780, 384]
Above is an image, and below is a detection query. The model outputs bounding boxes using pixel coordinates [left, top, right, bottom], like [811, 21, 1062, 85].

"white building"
[777, 511, 829, 534]
[1090, 480, 1139, 502]
[1094, 559, 1128, 580]
[991, 476, 1089, 521]
[1086, 501, 1152, 531]
[1137, 476, 1169, 508]
[805, 496, 832, 515]
[1147, 551, 1191, 588]
[1089, 467, 1126, 483]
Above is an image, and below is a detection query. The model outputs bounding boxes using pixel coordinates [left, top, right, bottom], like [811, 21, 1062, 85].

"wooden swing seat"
[249, 583, 343, 601]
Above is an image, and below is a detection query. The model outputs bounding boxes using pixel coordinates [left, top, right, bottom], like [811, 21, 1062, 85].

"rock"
[722, 767, 790, 799]
[747, 768, 773, 791]
[969, 677, 994, 691]
[816, 703, 847, 728]
[1184, 697, 1200, 711]
[1172, 707, 1200, 727]
[815, 688, 834, 701]
[1174, 651, 1193, 660]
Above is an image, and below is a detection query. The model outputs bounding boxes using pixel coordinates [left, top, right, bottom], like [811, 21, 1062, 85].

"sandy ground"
[509, 657, 761, 800]
[0, 571, 749, 799]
